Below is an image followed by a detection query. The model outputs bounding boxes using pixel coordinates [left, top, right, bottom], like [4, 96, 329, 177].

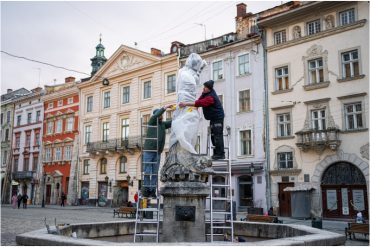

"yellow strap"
[186, 107, 193, 112]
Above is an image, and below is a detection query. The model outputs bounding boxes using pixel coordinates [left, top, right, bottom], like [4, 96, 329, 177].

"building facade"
[11, 87, 44, 204]
[78, 43, 178, 206]
[259, 1, 369, 219]
[41, 77, 79, 205]
[1, 88, 30, 203]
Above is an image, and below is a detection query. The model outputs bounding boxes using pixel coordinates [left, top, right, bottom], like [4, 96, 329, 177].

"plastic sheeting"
[169, 53, 207, 154]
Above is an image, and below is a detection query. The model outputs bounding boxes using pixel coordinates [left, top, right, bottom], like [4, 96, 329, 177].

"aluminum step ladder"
[205, 126, 234, 243]
[134, 118, 161, 243]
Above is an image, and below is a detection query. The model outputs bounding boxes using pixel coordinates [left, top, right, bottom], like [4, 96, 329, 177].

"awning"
[284, 183, 316, 192]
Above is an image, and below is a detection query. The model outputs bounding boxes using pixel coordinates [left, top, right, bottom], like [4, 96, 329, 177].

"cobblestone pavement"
[1, 204, 368, 246]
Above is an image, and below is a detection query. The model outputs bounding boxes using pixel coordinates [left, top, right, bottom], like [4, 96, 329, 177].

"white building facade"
[259, 1, 369, 219]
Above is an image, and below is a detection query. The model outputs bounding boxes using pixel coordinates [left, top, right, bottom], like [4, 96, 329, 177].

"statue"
[325, 15, 334, 29]
[160, 53, 214, 183]
[293, 26, 301, 39]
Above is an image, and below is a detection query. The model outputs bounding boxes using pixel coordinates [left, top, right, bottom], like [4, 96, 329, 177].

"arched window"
[100, 158, 107, 174]
[119, 156, 127, 174]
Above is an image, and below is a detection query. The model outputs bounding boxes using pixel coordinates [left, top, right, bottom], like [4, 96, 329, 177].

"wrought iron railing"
[86, 137, 141, 153]
[295, 128, 341, 152]
[13, 171, 33, 180]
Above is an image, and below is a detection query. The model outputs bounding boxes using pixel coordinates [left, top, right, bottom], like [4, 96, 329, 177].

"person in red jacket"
[179, 80, 225, 160]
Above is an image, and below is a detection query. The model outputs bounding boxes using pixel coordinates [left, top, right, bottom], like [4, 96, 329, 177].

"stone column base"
[160, 181, 210, 243]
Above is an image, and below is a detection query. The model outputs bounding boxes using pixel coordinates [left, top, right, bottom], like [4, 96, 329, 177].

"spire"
[90, 34, 107, 76]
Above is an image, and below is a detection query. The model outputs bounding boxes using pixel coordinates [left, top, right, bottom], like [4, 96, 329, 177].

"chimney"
[31, 87, 42, 93]
[65, 76, 76, 83]
[151, 48, 162, 57]
[7, 89, 13, 93]
[237, 3, 247, 18]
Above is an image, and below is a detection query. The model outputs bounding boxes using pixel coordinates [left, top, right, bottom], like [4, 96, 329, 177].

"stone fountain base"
[160, 181, 210, 242]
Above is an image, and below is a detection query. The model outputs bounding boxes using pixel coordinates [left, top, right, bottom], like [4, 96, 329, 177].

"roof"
[1, 88, 30, 102]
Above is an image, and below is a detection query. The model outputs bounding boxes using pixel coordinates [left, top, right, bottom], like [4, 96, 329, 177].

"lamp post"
[41, 173, 46, 208]
[194, 23, 207, 40]
[250, 163, 255, 176]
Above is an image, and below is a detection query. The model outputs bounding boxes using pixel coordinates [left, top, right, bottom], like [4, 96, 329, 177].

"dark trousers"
[17, 200, 21, 209]
[210, 119, 225, 156]
[61, 200, 65, 207]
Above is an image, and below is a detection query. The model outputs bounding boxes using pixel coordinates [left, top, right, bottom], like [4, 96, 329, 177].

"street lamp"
[42, 173, 46, 208]
[250, 163, 255, 176]
[127, 174, 134, 187]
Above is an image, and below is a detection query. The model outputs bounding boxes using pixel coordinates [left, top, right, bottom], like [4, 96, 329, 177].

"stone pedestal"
[160, 181, 209, 242]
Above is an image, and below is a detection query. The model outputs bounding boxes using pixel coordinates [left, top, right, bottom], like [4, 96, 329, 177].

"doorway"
[46, 185, 51, 204]
[278, 182, 294, 217]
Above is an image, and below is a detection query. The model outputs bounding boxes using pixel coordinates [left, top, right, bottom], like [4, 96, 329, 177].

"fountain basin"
[16, 220, 346, 245]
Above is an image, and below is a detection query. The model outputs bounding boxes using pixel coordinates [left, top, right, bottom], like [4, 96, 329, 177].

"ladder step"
[138, 208, 160, 212]
[205, 211, 231, 214]
[209, 197, 231, 201]
[135, 233, 158, 236]
[212, 226, 232, 229]
[142, 150, 158, 152]
[205, 233, 225, 236]
[142, 137, 158, 140]
[136, 220, 159, 224]
[142, 162, 159, 164]
[212, 184, 230, 187]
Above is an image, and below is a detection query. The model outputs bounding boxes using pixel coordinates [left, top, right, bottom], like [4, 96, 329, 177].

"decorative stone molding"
[303, 81, 330, 91]
[360, 143, 369, 160]
[337, 74, 366, 83]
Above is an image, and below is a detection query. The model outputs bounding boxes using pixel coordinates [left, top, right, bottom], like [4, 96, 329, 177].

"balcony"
[295, 128, 341, 152]
[13, 171, 33, 180]
[86, 137, 141, 155]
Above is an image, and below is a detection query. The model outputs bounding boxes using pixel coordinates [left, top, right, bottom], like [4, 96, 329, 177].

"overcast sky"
[1, 1, 280, 94]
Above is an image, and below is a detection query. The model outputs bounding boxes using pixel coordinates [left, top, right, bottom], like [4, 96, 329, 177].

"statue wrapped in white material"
[160, 53, 213, 182]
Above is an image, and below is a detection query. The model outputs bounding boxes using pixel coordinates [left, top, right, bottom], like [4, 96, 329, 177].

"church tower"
[90, 35, 107, 76]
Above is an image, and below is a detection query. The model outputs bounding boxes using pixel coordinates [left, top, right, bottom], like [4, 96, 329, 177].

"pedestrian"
[179, 80, 225, 160]
[134, 192, 138, 204]
[127, 201, 132, 207]
[11, 194, 17, 209]
[17, 193, 22, 209]
[143, 104, 173, 198]
[61, 193, 66, 207]
[22, 193, 28, 209]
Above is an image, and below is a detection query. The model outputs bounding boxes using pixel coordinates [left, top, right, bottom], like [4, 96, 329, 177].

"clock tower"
[90, 34, 107, 76]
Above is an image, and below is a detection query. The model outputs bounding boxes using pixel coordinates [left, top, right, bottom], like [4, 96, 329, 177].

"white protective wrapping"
[169, 53, 207, 154]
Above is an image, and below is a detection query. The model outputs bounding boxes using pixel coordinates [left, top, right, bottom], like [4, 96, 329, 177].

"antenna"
[194, 23, 207, 41]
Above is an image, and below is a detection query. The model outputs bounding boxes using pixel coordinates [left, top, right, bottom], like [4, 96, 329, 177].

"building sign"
[326, 190, 337, 210]
[352, 190, 365, 211]
[341, 188, 349, 215]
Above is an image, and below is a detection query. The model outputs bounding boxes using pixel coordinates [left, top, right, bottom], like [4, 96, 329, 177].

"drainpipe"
[261, 29, 272, 209]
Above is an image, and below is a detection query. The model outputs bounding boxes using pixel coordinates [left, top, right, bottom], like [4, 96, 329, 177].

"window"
[86, 96, 93, 112]
[56, 119, 63, 133]
[55, 147, 62, 161]
[167, 74, 176, 94]
[15, 136, 20, 148]
[64, 146, 72, 160]
[47, 121, 53, 134]
[48, 102, 53, 109]
[340, 8, 355, 26]
[122, 86, 130, 104]
[212, 60, 223, 80]
[23, 157, 29, 171]
[307, 19, 321, 35]
[121, 119, 129, 140]
[119, 156, 127, 173]
[36, 110, 41, 122]
[142, 114, 150, 136]
[103, 91, 110, 108]
[240, 130, 252, 155]
[66, 117, 74, 131]
[308, 58, 324, 84]
[45, 148, 51, 162]
[13, 157, 19, 172]
[17, 115, 21, 126]
[239, 89, 251, 112]
[35, 133, 40, 146]
[143, 81, 151, 99]
[83, 160, 89, 175]
[25, 133, 31, 147]
[238, 54, 250, 75]
[6, 111, 10, 123]
[58, 100, 63, 107]
[5, 129, 9, 141]
[2, 151, 7, 165]
[274, 30, 286, 45]
[102, 122, 109, 142]
[1, 113, 3, 125]
[342, 50, 359, 78]
[218, 95, 224, 107]
[32, 156, 38, 171]
[68, 97, 73, 104]
[100, 158, 107, 174]
[278, 152, 293, 169]
[27, 113, 32, 124]
[277, 113, 291, 137]
[311, 109, 326, 130]
[345, 102, 363, 130]
[85, 125, 92, 144]
[165, 110, 174, 133]
[275, 66, 289, 90]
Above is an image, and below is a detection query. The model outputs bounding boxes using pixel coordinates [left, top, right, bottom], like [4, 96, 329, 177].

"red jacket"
[194, 95, 214, 107]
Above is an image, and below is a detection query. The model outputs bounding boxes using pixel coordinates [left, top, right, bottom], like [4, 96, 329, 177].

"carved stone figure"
[160, 53, 214, 183]
[325, 15, 334, 29]
[293, 26, 301, 39]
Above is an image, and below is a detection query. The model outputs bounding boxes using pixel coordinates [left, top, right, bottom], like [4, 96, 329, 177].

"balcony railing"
[13, 171, 33, 180]
[295, 128, 341, 152]
[86, 137, 141, 154]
